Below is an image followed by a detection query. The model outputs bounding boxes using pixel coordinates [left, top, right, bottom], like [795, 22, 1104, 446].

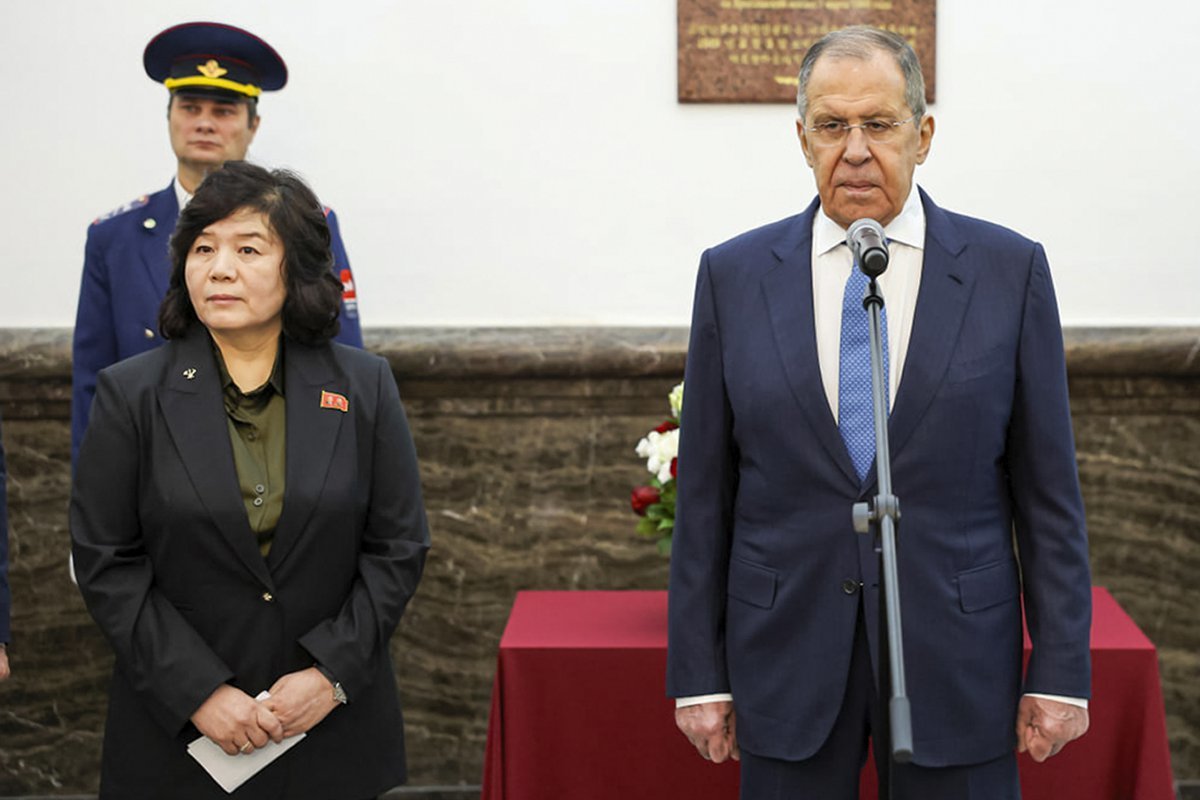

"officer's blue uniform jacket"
[71, 182, 364, 462]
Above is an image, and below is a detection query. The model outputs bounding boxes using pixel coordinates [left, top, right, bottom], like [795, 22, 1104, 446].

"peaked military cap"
[143, 21, 287, 100]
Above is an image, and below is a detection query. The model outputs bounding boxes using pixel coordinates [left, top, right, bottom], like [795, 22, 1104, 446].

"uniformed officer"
[71, 21, 363, 463]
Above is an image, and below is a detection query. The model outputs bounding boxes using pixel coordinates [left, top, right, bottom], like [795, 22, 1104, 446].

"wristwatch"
[314, 663, 348, 704]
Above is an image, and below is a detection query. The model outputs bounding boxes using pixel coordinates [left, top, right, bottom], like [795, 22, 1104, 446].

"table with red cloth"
[481, 587, 1174, 800]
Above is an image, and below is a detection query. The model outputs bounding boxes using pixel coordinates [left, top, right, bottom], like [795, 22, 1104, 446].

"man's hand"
[262, 667, 340, 738]
[1016, 695, 1089, 762]
[0, 645, 9, 681]
[676, 700, 739, 763]
[190, 684, 284, 755]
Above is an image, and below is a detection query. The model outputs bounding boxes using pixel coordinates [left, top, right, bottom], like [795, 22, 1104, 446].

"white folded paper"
[187, 691, 305, 793]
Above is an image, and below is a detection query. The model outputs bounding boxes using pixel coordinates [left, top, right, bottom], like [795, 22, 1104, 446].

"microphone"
[847, 218, 889, 278]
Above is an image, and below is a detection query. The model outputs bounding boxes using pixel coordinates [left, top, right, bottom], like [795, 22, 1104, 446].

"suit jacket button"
[841, 579, 860, 595]
[143, 328, 155, 339]
[261, 592, 274, 602]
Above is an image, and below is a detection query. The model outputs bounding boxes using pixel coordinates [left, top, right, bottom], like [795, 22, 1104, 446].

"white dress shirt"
[677, 188, 1085, 711]
[812, 187, 924, 420]
[173, 178, 193, 213]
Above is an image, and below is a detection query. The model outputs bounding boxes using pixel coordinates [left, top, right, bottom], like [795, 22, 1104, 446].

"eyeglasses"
[804, 114, 920, 147]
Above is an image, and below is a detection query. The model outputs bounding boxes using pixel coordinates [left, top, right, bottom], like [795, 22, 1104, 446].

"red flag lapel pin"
[320, 390, 349, 413]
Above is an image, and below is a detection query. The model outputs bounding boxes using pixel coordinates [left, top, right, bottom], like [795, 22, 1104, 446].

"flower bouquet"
[631, 382, 683, 556]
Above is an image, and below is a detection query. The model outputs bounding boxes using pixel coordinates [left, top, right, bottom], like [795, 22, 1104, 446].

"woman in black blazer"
[71, 162, 430, 799]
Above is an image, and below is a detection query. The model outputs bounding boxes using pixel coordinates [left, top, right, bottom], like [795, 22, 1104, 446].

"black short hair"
[159, 161, 342, 344]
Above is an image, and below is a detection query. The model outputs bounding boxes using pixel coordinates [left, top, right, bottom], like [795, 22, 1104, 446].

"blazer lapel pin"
[320, 389, 349, 412]
[183, 368, 197, 380]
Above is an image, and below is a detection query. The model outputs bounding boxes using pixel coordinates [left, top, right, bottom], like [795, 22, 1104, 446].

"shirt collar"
[173, 177, 193, 215]
[812, 185, 927, 257]
[213, 338, 286, 403]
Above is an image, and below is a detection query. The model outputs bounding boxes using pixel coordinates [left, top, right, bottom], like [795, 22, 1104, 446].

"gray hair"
[796, 26, 926, 122]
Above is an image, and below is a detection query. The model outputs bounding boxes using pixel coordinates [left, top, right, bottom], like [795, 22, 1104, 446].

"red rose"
[630, 485, 661, 516]
[670, 457, 678, 479]
[654, 420, 679, 434]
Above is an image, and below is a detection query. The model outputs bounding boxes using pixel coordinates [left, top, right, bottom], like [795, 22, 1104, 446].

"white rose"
[635, 428, 679, 483]
[668, 382, 684, 419]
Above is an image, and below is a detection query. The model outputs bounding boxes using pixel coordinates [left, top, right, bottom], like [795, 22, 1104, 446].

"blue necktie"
[838, 258, 889, 481]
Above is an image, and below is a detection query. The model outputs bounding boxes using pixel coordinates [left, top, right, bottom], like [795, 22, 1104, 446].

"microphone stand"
[851, 273, 913, 796]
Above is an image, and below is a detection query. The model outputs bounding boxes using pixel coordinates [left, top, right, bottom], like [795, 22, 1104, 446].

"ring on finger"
[239, 741, 253, 753]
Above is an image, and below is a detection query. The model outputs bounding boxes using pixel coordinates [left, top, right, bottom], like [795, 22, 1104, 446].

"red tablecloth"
[481, 587, 1174, 800]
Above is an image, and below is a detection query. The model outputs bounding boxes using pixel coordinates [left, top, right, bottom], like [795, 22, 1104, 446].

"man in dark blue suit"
[666, 27, 1091, 799]
[71, 22, 363, 463]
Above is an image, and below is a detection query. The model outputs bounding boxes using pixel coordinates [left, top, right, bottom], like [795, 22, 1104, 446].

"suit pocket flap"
[946, 345, 1009, 385]
[727, 558, 777, 609]
[957, 558, 1019, 613]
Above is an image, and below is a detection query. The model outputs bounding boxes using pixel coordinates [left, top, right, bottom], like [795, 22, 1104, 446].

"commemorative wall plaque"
[678, 0, 936, 104]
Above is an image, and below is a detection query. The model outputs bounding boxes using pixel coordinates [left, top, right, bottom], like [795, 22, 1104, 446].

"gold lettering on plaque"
[679, 0, 936, 103]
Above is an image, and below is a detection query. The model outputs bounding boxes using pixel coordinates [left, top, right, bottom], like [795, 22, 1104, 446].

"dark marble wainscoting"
[1065, 329, 1200, 789]
[0, 326, 1197, 795]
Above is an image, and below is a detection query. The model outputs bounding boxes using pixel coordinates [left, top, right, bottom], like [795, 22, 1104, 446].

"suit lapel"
[887, 190, 976, 458]
[138, 185, 178, 299]
[157, 331, 274, 588]
[761, 200, 861, 487]
[267, 341, 345, 570]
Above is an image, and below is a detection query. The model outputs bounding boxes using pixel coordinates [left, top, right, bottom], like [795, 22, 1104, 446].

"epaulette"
[92, 195, 151, 226]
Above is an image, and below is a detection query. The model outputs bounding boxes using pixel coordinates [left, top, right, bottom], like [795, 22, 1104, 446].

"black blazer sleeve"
[296, 355, 431, 696]
[71, 369, 234, 733]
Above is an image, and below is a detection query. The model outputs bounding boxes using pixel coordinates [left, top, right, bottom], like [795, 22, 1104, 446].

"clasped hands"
[189, 667, 340, 756]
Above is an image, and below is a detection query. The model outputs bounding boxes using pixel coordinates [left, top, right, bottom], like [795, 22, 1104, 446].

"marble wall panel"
[1069, 372, 1200, 785]
[0, 327, 1196, 795]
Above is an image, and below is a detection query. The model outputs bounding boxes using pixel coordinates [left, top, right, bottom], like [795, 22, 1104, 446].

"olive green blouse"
[214, 344, 286, 556]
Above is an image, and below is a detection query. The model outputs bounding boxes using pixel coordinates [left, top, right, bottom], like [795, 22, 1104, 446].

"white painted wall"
[2, 0, 1197, 327]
